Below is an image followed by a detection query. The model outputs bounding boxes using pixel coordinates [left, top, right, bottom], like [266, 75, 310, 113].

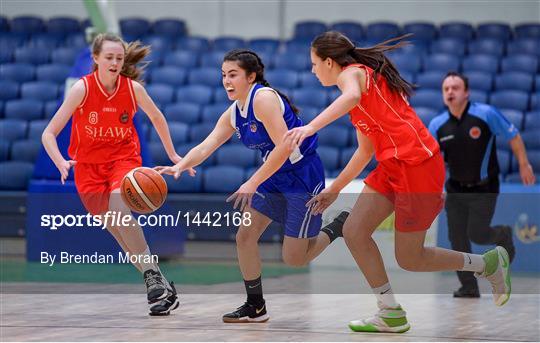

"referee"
[429, 72, 536, 298]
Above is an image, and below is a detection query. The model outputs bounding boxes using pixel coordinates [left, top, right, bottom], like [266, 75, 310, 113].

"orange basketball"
[121, 167, 168, 214]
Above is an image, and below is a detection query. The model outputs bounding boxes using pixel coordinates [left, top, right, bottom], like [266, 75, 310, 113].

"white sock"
[157, 265, 171, 289]
[372, 283, 399, 309]
[139, 246, 158, 273]
[460, 253, 485, 273]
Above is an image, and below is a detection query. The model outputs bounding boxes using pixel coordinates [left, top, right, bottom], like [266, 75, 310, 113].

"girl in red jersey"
[286, 31, 511, 333]
[42, 33, 189, 316]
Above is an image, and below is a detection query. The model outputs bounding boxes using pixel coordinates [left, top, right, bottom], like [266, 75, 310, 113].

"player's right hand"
[155, 165, 184, 179]
[57, 159, 76, 185]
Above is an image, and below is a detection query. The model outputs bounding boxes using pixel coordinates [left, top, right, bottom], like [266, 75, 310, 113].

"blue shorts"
[251, 155, 325, 238]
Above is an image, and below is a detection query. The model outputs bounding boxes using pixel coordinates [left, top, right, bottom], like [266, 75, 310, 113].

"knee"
[395, 248, 422, 271]
[343, 222, 369, 246]
[235, 228, 258, 247]
[282, 252, 308, 267]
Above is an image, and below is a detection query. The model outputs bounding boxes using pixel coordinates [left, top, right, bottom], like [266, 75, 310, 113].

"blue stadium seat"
[366, 22, 400, 41]
[531, 92, 539, 110]
[0, 161, 34, 190]
[64, 33, 86, 49]
[423, 53, 460, 72]
[330, 22, 364, 42]
[28, 33, 64, 49]
[0, 16, 9, 32]
[339, 147, 357, 168]
[21, 81, 58, 101]
[0, 63, 34, 83]
[50, 47, 78, 65]
[146, 84, 174, 107]
[430, 38, 466, 56]
[298, 106, 320, 123]
[28, 119, 48, 140]
[141, 35, 172, 52]
[266, 69, 299, 89]
[165, 169, 203, 193]
[248, 38, 281, 54]
[284, 38, 312, 55]
[148, 141, 169, 166]
[188, 68, 222, 87]
[292, 88, 328, 108]
[524, 150, 540, 171]
[524, 111, 540, 130]
[415, 107, 439, 126]
[439, 22, 474, 40]
[14, 47, 50, 65]
[273, 52, 310, 71]
[152, 18, 186, 37]
[163, 50, 200, 68]
[500, 109, 524, 131]
[402, 22, 438, 43]
[467, 39, 505, 57]
[496, 149, 511, 176]
[44, 100, 60, 118]
[0, 33, 28, 50]
[200, 51, 225, 69]
[501, 55, 538, 74]
[5, 99, 43, 120]
[410, 90, 444, 111]
[466, 71, 493, 91]
[213, 87, 232, 104]
[477, 23, 512, 41]
[150, 66, 187, 87]
[203, 166, 244, 193]
[0, 139, 9, 161]
[520, 130, 540, 149]
[175, 36, 211, 52]
[462, 54, 499, 74]
[11, 16, 44, 34]
[176, 142, 215, 167]
[201, 103, 229, 123]
[536, 75, 540, 90]
[213, 37, 246, 51]
[150, 121, 189, 145]
[120, 17, 150, 38]
[318, 145, 340, 171]
[0, 119, 27, 142]
[216, 144, 256, 168]
[390, 53, 422, 73]
[10, 139, 40, 162]
[294, 21, 327, 40]
[164, 103, 201, 124]
[36, 64, 71, 84]
[469, 90, 488, 103]
[189, 122, 215, 143]
[495, 72, 534, 92]
[47, 16, 80, 35]
[295, 72, 320, 89]
[0, 49, 12, 64]
[318, 126, 349, 148]
[0, 80, 19, 101]
[515, 23, 540, 39]
[416, 71, 446, 90]
[506, 39, 540, 57]
[489, 90, 529, 112]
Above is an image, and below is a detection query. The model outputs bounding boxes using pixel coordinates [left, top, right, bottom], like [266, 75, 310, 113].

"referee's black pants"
[445, 179, 507, 290]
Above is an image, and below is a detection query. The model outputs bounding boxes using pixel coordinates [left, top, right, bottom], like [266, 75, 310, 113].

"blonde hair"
[91, 33, 150, 83]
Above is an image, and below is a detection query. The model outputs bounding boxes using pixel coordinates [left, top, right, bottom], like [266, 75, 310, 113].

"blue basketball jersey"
[230, 83, 318, 172]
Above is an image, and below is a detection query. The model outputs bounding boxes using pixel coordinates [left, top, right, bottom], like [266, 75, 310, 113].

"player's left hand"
[169, 153, 196, 177]
[306, 187, 339, 215]
[227, 181, 257, 211]
[285, 124, 316, 150]
[519, 162, 536, 185]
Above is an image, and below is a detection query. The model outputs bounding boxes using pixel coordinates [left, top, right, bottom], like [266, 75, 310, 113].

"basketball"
[121, 167, 168, 214]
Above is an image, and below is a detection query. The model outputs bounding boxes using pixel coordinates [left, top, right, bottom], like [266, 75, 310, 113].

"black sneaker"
[222, 301, 269, 323]
[498, 225, 516, 263]
[453, 287, 480, 298]
[149, 282, 180, 316]
[143, 269, 168, 304]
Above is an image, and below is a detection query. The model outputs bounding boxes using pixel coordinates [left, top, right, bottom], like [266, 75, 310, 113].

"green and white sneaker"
[475, 246, 511, 306]
[348, 304, 410, 333]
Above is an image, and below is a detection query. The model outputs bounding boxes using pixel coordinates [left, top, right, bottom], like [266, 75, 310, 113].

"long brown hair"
[311, 31, 415, 97]
[91, 33, 150, 83]
[223, 49, 299, 114]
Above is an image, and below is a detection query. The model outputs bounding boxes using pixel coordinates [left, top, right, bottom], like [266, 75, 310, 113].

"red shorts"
[364, 152, 445, 232]
[74, 156, 142, 215]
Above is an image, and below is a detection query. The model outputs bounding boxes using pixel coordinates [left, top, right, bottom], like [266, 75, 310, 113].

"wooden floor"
[2, 277, 539, 342]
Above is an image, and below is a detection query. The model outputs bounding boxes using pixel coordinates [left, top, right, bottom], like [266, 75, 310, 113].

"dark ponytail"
[223, 49, 299, 114]
[312, 31, 415, 97]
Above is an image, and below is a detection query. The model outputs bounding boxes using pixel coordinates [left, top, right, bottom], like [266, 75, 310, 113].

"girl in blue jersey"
[158, 49, 348, 323]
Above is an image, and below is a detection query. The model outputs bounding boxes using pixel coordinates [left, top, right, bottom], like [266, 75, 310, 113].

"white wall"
[2, 0, 538, 39]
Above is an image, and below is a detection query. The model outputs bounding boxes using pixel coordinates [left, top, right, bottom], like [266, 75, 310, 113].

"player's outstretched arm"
[42, 79, 85, 184]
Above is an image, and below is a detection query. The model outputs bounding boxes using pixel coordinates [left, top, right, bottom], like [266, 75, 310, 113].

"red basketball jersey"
[68, 71, 140, 163]
[346, 64, 439, 165]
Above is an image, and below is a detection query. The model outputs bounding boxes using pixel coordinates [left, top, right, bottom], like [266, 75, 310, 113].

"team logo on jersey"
[249, 121, 258, 133]
[469, 126, 481, 139]
[119, 111, 129, 124]
[88, 111, 98, 124]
